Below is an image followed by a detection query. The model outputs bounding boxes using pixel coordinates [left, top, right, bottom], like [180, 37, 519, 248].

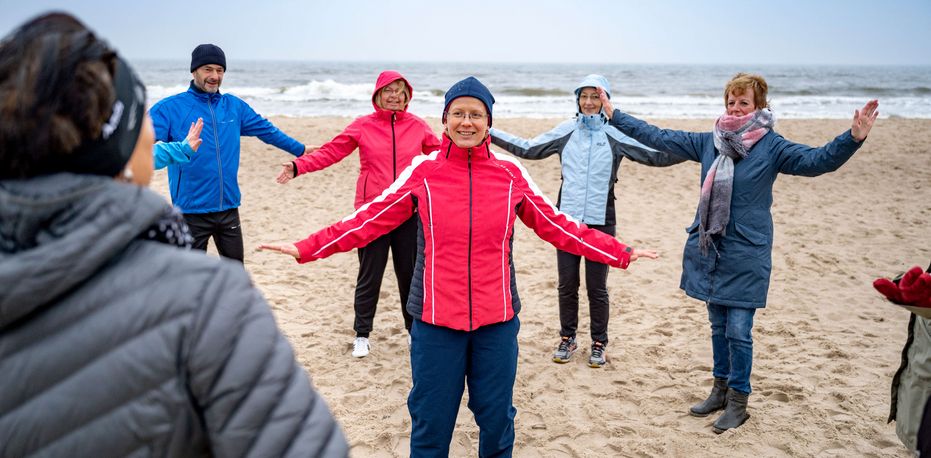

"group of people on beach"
[3, 11, 928, 458]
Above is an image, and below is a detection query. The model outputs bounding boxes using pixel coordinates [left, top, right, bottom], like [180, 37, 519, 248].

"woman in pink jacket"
[277, 71, 440, 358]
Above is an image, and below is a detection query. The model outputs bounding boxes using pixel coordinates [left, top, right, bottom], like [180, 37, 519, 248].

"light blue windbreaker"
[490, 74, 684, 226]
[153, 140, 194, 170]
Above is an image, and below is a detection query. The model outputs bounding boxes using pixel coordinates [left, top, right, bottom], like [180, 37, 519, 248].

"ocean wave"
[144, 85, 931, 119]
[497, 87, 567, 97]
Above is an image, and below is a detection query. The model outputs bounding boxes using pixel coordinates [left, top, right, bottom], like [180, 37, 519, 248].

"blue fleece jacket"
[149, 82, 304, 214]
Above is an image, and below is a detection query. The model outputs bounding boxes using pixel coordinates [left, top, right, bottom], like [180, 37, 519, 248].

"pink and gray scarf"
[698, 108, 775, 254]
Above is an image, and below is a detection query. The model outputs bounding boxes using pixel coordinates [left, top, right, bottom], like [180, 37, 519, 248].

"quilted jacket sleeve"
[186, 263, 348, 457]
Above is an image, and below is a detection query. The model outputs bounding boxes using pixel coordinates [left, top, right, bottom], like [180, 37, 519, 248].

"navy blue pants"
[408, 317, 519, 458]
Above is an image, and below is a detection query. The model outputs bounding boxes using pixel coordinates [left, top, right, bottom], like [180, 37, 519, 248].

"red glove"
[874, 266, 931, 308]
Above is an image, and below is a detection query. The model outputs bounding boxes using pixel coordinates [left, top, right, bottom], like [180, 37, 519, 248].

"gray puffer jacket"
[0, 174, 347, 457]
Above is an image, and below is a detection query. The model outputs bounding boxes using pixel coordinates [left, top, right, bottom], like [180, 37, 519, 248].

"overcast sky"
[1, 0, 929, 65]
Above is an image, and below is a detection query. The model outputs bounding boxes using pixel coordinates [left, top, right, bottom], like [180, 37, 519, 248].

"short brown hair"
[0, 13, 117, 179]
[723, 73, 768, 109]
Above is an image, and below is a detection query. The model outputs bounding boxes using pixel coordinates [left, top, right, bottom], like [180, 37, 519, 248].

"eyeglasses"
[382, 87, 405, 96]
[446, 111, 487, 121]
[578, 94, 601, 102]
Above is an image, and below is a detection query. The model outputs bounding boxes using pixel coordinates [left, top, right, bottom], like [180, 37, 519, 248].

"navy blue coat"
[608, 110, 863, 308]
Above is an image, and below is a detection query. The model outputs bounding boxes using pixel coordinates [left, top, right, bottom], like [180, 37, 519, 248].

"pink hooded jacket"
[293, 71, 441, 208]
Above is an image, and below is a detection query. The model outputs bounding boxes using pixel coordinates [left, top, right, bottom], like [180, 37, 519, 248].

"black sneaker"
[589, 341, 607, 368]
[552, 336, 577, 363]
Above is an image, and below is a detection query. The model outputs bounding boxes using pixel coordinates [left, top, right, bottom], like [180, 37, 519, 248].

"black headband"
[60, 57, 146, 177]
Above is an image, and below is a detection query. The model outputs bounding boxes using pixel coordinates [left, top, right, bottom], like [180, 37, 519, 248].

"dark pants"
[557, 224, 614, 344]
[354, 216, 417, 337]
[408, 317, 519, 458]
[183, 208, 244, 263]
[708, 303, 756, 394]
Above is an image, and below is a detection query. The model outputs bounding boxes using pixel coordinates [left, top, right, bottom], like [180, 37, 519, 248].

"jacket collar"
[187, 80, 222, 101]
[441, 133, 492, 161]
[373, 106, 408, 121]
[577, 113, 607, 131]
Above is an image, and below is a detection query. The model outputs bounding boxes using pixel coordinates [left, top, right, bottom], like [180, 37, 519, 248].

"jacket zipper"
[207, 96, 223, 209]
[583, 129, 593, 221]
[174, 169, 183, 199]
[468, 148, 474, 331]
[391, 113, 397, 179]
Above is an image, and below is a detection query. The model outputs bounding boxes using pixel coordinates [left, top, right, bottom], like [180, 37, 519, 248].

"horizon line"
[125, 58, 931, 68]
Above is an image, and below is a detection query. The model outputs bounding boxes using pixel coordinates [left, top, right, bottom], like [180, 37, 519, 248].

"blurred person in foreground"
[0, 12, 347, 457]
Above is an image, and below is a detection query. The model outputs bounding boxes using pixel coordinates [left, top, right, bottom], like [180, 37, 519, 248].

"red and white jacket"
[294, 135, 633, 332]
[293, 71, 441, 208]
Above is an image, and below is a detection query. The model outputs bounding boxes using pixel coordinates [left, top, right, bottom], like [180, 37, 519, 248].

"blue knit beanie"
[443, 76, 495, 126]
[190, 44, 226, 72]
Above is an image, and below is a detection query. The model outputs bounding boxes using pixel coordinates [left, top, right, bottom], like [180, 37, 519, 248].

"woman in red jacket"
[261, 76, 657, 456]
[277, 71, 440, 358]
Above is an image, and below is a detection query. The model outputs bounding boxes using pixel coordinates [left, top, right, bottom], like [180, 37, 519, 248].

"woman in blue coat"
[599, 73, 879, 433]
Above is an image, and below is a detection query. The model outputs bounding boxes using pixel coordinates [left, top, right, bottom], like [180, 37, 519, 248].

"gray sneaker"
[588, 341, 607, 368]
[552, 336, 577, 363]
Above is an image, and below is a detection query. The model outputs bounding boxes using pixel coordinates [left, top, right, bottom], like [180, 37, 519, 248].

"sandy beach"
[151, 116, 930, 457]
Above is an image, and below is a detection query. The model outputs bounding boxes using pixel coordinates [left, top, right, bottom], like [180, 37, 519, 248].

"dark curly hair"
[0, 12, 118, 179]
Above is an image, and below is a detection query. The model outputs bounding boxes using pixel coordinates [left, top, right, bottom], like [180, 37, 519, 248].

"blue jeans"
[707, 303, 756, 394]
[408, 317, 519, 458]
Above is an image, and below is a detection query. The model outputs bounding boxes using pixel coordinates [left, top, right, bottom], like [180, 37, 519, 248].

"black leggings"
[183, 208, 244, 263]
[557, 224, 615, 344]
[353, 215, 418, 337]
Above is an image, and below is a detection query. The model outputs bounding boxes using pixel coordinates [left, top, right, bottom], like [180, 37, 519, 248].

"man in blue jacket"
[150, 44, 307, 262]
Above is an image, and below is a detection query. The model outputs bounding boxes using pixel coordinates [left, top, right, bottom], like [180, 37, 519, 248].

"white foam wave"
[145, 83, 931, 119]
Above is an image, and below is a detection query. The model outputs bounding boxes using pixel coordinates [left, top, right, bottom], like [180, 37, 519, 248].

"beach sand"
[151, 117, 930, 457]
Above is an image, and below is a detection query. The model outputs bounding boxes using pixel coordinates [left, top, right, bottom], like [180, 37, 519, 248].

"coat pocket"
[685, 219, 700, 234]
[734, 222, 768, 246]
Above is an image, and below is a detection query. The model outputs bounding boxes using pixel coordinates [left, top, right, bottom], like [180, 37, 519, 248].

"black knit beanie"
[190, 44, 226, 72]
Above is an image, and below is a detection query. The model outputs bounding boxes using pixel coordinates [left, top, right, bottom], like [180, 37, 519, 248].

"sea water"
[135, 60, 931, 119]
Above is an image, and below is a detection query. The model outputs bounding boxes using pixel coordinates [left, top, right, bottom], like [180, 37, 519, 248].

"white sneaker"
[352, 337, 370, 358]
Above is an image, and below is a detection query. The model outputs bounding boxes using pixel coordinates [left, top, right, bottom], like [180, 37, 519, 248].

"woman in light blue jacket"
[600, 72, 878, 433]
[491, 74, 683, 368]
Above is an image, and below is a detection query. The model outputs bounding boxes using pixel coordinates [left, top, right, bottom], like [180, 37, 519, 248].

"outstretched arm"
[508, 160, 657, 267]
[154, 118, 203, 169]
[239, 101, 305, 157]
[605, 127, 687, 167]
[599, 88, 705, 163]
[772, 101, 878, 177]
[260, 159, 426, 262]
[489, 122, 573, 160]
[277, 122, 362, 184]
